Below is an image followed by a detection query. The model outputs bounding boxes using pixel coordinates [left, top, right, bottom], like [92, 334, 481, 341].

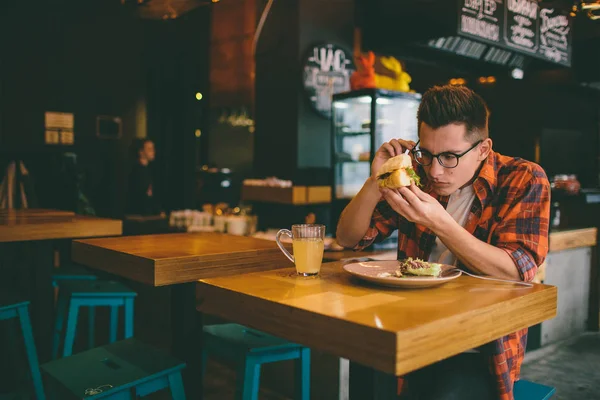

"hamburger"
[400, 257, 442, 277]
[376, 154, 421, 189]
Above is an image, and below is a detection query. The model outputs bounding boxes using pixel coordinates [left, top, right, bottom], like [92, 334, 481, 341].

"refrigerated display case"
[331, 88, 421, 200]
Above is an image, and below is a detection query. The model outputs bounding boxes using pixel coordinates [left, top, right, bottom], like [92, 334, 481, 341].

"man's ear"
[478, 138, 492, 161]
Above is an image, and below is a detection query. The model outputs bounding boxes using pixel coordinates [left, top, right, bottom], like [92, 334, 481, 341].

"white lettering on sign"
[504, 0, 538, 52]
[461, 14, 500, 41]
[539, 8, 570, 63]
[310, 47, 352, 73]
[507, 0, 538, 19]
[540, 9, 569, 35]
[463, 0, 499, 22]
[509, 14, 536, 49]
[303, 43, 354, 118]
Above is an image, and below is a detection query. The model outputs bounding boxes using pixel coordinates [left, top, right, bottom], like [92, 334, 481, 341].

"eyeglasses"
[411, 140, 483, 169]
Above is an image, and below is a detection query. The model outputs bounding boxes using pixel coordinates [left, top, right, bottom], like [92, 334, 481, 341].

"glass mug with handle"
[275, 224, 325, 276]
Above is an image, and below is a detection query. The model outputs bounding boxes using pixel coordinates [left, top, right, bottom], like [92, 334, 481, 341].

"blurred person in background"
[126, 138, 162, 216]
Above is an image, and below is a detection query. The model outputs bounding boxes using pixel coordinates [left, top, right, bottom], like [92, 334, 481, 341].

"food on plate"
[376, 154, 421, 188]
[377, 258, 442, 279]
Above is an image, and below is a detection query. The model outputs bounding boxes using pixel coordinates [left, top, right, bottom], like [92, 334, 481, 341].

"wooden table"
[197, 261, 558, 399]
[0, 209, 122, 363]
[72, 232, 290, 286]
[71, 232, 293, 397]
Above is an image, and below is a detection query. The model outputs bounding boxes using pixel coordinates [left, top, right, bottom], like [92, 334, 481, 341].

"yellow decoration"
[374, 56, 412, 93]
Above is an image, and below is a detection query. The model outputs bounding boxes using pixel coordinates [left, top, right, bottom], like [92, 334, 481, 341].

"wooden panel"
[72, 232, 293, 286]
[549, 228, 597, 252]
[241, 185, 333, 205]
[241, 185, 307, 204]
[307, 186, 332, 204]
[197, 261, 557, 375]
[0, 210, 122, 243]
[210, 0, 255, 107]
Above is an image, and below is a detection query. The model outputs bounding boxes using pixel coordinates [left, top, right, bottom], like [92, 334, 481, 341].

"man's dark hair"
[417, 85, 490, 142]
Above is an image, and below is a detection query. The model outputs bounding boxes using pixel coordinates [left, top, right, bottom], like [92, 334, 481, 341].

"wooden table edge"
[196, 279, 557, 375]
[0, 218, 122, 243]
[72, 240, 157, 286]
[393, 283, 557, 375]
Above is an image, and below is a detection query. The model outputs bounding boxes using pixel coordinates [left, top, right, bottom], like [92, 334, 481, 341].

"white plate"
[343, 260, 462, 289]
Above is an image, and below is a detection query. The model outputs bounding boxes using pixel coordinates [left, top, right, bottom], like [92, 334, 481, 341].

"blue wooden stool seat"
[52, 280, 136, 359]
[202, 323, 310, 400]
[42, 338, 186, 399]
[0, 293, 46, 399]
[51, 263, 98, 288]
[514, 380, 556, 400]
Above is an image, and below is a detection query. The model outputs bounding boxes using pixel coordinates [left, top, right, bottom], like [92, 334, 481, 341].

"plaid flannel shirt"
[354, 150, 551, 400]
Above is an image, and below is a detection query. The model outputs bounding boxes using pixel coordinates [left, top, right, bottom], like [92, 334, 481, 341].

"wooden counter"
[549, 227, 597, 252]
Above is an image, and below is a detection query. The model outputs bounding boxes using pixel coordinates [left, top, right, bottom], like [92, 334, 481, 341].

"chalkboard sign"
[457, 0, 571, 66]
[302, 43, 355, 119]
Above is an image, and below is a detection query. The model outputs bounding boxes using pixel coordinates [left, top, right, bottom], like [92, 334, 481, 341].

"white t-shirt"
[428, 185, 478, 354]
[428, 185, 476, 266]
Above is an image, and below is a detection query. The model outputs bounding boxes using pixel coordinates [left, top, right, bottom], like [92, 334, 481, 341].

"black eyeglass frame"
[411, 140, 483, 169]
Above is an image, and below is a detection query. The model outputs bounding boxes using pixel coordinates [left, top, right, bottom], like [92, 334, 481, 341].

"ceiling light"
[511, 68, 524, 80]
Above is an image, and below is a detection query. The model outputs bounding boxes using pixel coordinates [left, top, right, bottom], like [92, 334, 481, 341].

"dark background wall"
[0, 0, 210, 217]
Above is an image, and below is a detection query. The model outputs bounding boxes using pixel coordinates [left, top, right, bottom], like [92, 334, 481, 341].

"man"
[126, 138, 161, 216]
[336, 85, 550, 400]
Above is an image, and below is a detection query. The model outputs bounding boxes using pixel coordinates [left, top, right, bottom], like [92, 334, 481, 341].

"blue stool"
[51, 263, 98, 288]
[0, 294, 46, 400]
[42, 338, 186, 399]
[514, 380, 556, 400]
[52, 263, 99, 349]
[201, 323, 310, 400]
[52, 280, 136, 359]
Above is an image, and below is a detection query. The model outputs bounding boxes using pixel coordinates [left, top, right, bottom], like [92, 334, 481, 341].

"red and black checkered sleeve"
[492, 165, 551, 282]
[352, 200, 399, 251]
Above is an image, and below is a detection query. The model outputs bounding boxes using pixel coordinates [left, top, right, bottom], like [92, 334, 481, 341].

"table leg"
[171, 282, 203, 399]
[29, 241, 54, 363]
[349, 362, 398, 400]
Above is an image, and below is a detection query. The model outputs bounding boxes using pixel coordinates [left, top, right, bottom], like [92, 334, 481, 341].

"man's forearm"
[434, 216, 521, 280]
[336, 177, 382, 248]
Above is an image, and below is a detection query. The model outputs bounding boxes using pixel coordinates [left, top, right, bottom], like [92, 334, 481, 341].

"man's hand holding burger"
[336, 138, 415, 247]
[370, 139, 416, 180]
[372, 140, 449, 232]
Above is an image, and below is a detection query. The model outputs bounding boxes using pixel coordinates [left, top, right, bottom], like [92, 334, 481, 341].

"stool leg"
[88, 306, 96, 348]
[109, 306, 119, 343]
[236, 355, 260, 400]
[62, 300, 80, 357]
[124, 297, 134, 339]
[52, 292, 69, 359]
[168, 371, 187, 400]
[17, 306, 46, 400]
[295, 348, 310, 400]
